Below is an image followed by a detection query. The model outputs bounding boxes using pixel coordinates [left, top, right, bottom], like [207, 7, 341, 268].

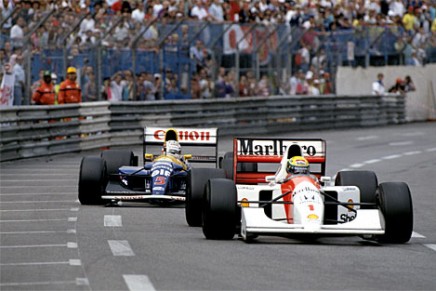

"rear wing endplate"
[143, 127, 218, 166]
[233, 138, 326, 184]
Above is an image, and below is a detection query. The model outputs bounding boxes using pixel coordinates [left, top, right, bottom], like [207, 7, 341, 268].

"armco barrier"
[0, 95, 406, 162]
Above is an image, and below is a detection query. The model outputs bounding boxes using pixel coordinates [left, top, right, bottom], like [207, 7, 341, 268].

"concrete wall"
[336, 64, 436, 121]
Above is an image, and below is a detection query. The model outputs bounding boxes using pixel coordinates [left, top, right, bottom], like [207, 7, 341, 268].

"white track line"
[123, 275, 156, 291]
[0, 280, 79, 287]
[108, 240, 135, 256]
[0, 242, 77, 249]
[0, 259, 81, 266]
[104, 215, 122, 227]
[412, 232, 426, 238]
[424, 244, 436, 252]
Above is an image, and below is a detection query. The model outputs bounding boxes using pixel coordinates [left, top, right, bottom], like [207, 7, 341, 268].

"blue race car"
[78, 127, 220, 206]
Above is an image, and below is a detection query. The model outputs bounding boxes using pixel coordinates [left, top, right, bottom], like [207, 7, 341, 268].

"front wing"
[102, 180, 185, 203]
[241, 208, 385, 239]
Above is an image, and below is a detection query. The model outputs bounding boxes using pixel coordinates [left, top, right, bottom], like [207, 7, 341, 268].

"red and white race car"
[186, 137, 413, 243]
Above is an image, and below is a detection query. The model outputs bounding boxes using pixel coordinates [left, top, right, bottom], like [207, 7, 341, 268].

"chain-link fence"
[1, 13, 436, 104]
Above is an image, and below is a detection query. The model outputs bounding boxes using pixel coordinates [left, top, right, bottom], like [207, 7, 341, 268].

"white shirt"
[209, 3, 224, 21]
[372, 80, 385, 95]
[131, 9, 145, 23]
[10, 24, 24, 39]
[191, 6, 209, 20]
[110, 80, 125, 102]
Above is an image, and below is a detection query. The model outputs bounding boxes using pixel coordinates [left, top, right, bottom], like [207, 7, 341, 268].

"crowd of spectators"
[1, 0, 436, 104]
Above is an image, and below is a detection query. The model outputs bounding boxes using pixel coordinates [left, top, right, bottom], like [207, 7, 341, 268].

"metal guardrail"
[0, 95, 406, 162]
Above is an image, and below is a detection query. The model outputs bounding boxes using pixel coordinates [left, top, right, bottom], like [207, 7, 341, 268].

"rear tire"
[376, 182, 413, 243]
[78, 157, 107, 205]
[202, 178, 237, 240]
[185, 168, 225, 227]
[335, 171, 378, 208]
[221, 151, 257, 180]
[101, 150, 134, 176]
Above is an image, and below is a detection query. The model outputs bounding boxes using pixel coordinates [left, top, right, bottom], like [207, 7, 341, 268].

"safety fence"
[0, 94, 406, 162]
[2, 10, 436, 104]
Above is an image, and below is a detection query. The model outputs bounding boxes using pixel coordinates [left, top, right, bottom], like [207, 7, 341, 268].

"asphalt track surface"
[1, 122, 435, 291]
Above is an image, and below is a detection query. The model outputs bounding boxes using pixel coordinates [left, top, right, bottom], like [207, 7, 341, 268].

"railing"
[0, 94, 406, 162]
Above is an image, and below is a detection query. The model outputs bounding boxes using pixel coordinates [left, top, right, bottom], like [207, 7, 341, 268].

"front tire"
[78, 157, 107, 205]
[101, 150, 134, 176]
[335, 171, 378, 208]
[377, 182, 413, 243]
[202, 178, 237, 240]
[185, 168, 225, 227]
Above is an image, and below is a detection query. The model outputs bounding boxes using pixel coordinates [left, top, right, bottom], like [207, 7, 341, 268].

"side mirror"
[320, 176, 332, 186]
[144, 153, 154, 161]
[184, 154, 192, 160]
[265, 175, 275, 183]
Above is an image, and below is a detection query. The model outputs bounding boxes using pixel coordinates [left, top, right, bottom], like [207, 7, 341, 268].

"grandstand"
[1, 0, 435, 104]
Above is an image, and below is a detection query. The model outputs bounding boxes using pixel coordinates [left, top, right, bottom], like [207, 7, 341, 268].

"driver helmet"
[286, 156, 310, 175]
[165, 140, 181, 159]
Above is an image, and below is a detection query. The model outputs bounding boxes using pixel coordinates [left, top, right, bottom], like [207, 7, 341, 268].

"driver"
[286, 156, 310, 175]
[156, 140, 188, 169]
[165, 140, 182, 160]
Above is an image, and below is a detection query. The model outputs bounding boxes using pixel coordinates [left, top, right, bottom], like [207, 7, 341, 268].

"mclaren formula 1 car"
[78, 127, 220, 206]
[186, 137, 413, 244]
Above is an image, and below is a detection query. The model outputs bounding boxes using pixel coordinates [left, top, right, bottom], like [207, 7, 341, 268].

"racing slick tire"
[202, 178, 237, 240]
[376, 182, 413, 244]
[186, 168, 225, 227]
[335, 171, 378, 208]
[221, 152, 258, 180]
[101, 150, 134, 177]
[78, 156, 107, 205]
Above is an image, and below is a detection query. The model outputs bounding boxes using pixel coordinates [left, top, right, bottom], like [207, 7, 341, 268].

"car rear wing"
[143, 127, 219, 166]
[233, 138, 326, 184]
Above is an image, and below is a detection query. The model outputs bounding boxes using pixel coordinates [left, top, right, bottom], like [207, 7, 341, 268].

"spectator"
[307, 79, 321, 95]
[209, 0, 224, 22]
[257, 74, 270, 97]
[12, 54, 25, 106]
[31, 70, 44, 96]
[190, 40, 206, 72]
[101, 77, 112, 100]
[224, 71, 236, 98]
[131, 2, 145, 23]
[143, 72, 156, 101]
[191, 73, 201, 99]
[10, 17, 26, 49]
[239, 74, 249, 97]
[403, 75, 416, 92]
[388, 78, 405, 94]
[191, 0, 211, 21]
[122, 70, 135, 101]
[58, 67, 82, 104]
[154, 72, 162, 100]
[109, 72, 125, 102]
[372, 72, 385, 95]
[83, 72, 98, 102]
[199, 68, 213, 99]
[32, 70, 56, 105]
[214, 67, 226, 98]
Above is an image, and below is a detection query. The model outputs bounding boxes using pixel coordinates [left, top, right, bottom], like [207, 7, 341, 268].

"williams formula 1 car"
[78, 127, 219, 206]
[186, 137, 413, 244]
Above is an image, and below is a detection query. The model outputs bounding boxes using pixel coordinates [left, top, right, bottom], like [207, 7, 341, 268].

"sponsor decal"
[153, 129, 211, 142]
[152, 187, 165, 192]
[240, 198, 250, 208]
[340, 213, 356, 222]
[237, 185, 255, 191]
[307, 214, 319, 220]
[347, 199, 354, 212]
[237, 139, 322, 156]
